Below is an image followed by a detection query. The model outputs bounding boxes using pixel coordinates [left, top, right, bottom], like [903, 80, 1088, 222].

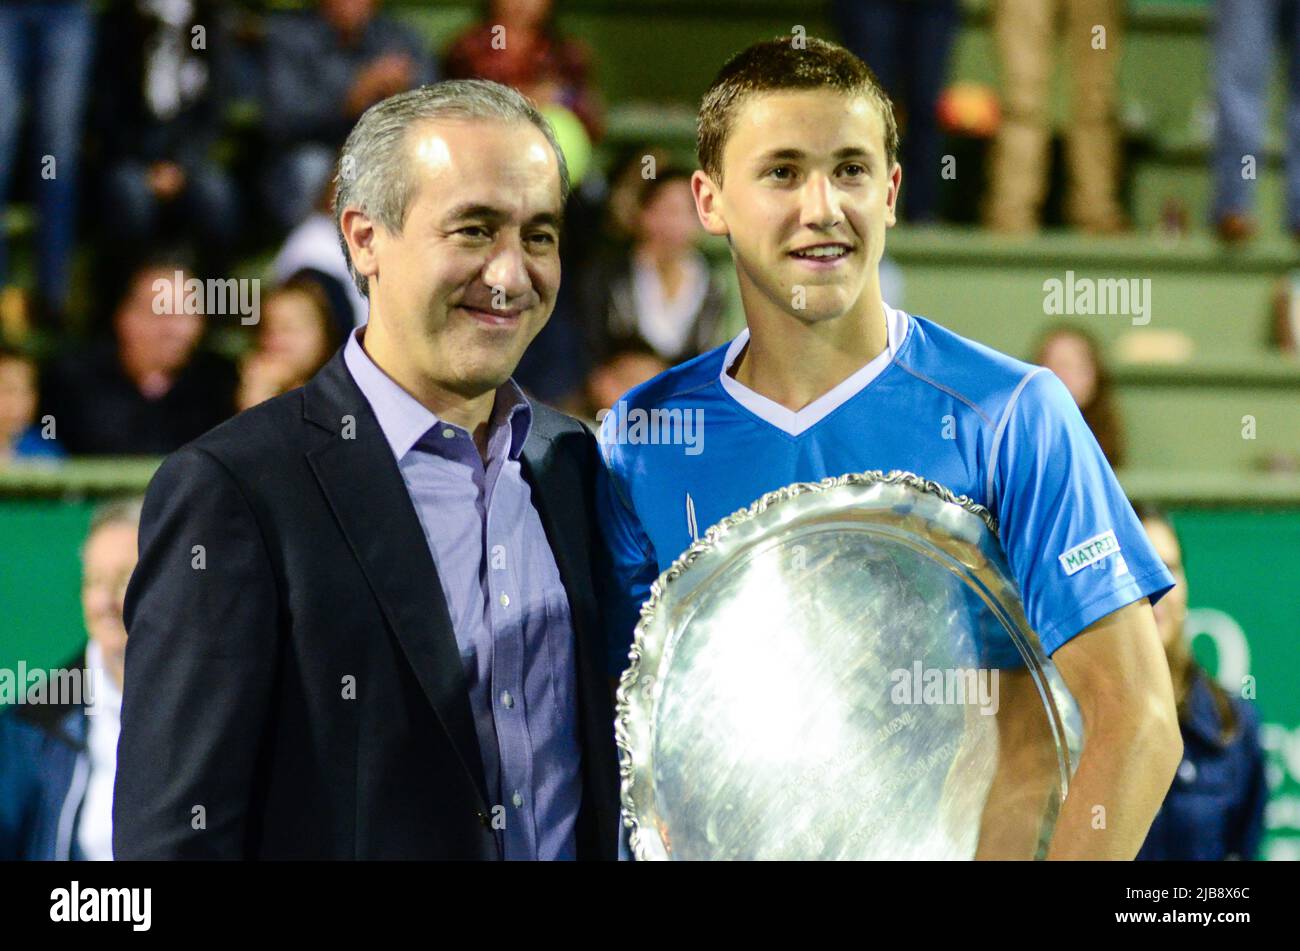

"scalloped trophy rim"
[613, 468, 1077, 861]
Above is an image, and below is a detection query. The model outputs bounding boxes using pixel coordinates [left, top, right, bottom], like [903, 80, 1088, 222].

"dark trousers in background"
[101, 159, 241, 277]
[0, 1, 95, 318]
[1212, 0, 1300, 231]
[832, 0, 960, 223]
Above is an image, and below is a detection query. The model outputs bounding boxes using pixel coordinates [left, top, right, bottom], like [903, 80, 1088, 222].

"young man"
[596, 38, 1181, 860]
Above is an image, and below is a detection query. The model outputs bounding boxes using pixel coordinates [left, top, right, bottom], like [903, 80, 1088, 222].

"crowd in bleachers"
[0, 0, 1295, 468]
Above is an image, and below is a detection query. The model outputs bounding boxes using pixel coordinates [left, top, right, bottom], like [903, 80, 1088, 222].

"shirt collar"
[722, 300, 907, 380]
[83, 640, 122, 718]
[343, 326, 532, 461]
[717, 301, 908, 437]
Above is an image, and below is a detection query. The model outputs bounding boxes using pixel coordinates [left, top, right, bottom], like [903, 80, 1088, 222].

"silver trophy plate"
[615, 471, 1082, 860]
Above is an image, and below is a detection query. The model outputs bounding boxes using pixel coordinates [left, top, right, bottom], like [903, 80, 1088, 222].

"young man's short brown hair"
[697, 36, 899, 185]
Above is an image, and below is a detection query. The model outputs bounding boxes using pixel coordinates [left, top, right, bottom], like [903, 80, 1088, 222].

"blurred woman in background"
[579, 169, 729, 415]
[237, 277, 341, 412]
[1033, 324, 1125, 467]
[1134, 504, 1269, 860]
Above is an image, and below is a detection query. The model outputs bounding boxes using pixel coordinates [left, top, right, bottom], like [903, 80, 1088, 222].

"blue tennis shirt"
[596, 304, 1175, 674]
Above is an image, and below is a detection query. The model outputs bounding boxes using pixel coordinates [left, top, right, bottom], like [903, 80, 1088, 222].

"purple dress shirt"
[344, 328, 582, 860]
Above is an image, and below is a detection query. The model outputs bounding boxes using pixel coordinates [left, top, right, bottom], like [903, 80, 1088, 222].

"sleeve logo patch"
[1059, 530, 1121, 576]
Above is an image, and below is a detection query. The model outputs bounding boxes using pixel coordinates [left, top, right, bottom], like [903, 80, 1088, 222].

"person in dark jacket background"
[94, 0, 241, 283]
[262, 0, 437, 232]
[40, 257, 238, 455]
[0, 497, 141, 860]
[578, 168, 729, 416]
[1135, 504, 1269, 860]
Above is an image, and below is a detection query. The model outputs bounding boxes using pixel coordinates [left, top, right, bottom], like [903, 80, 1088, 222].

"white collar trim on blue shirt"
[718, 302, 909, 437]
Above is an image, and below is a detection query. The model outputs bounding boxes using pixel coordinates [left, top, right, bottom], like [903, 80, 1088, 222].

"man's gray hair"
[333, 79, 571, 298]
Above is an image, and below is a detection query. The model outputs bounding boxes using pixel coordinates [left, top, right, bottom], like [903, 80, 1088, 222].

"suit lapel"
[303, 353, 490, 809]
[520, 428, 601, 678]
[520, 432, 576, 611]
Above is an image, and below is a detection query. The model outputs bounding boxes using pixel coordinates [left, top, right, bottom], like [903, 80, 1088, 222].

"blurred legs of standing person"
[986, 0, 1052, 232]
[0, 2, 95, 326]
[985, 0, 1125, 233]
[832, 0, 959, 223]
[103, 159, 241, 278]
[264, 144, 337, 233]
[1211, 0, 1300, 241]
[1065, 0, 1125, 232]
[1284, 1, 1300, 236]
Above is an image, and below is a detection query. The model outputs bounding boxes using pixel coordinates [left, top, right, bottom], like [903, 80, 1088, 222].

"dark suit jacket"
[113, 350, 619, 859]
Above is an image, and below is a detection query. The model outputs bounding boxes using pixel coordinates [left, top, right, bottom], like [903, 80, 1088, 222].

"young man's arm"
[991, 367, 1181, 860]
[593, 412, 660, 690]
[1046, 598, 1182, 859]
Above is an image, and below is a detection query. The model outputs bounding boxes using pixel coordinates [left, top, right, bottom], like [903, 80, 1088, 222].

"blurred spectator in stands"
[1134, 504, 1268, 861]
[0, 0, 97, 328]
[444, 0, 603, 143]
[263, 0, 436, 231]
[984, 0, 1127, 234]
[512, 275, 590, 414]
[586, 343, 668, 421]
[831, 0, 959, 224]
[0, 344, 62, 462]
[558, 144, 673, 282]
[96, 0, 240, 282]
[1273, 274, 1300, 356]
[512, 147, 673, 416]
[578, 169, 728, 412]
[0, 497, 141, 860]
[1033, 324, 1125, 467]
[41, 258, 237, 455]
[1211, 0, 1300, 243]
[237, 277, 341, 411]
[274, 175, 368, 333]
[596, 146, 677, 246]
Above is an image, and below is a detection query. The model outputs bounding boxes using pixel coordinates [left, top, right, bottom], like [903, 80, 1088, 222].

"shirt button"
[442, 427, 455, 439]
[499, 592, 510, 608]
[512, 791, 523, 808]
[501, 690, 514, 709]
[1177, 759, 1197, 784]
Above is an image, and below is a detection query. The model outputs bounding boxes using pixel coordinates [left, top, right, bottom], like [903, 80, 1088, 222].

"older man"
[0, 497, 140, 860]
[114, 80, 618, 860]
